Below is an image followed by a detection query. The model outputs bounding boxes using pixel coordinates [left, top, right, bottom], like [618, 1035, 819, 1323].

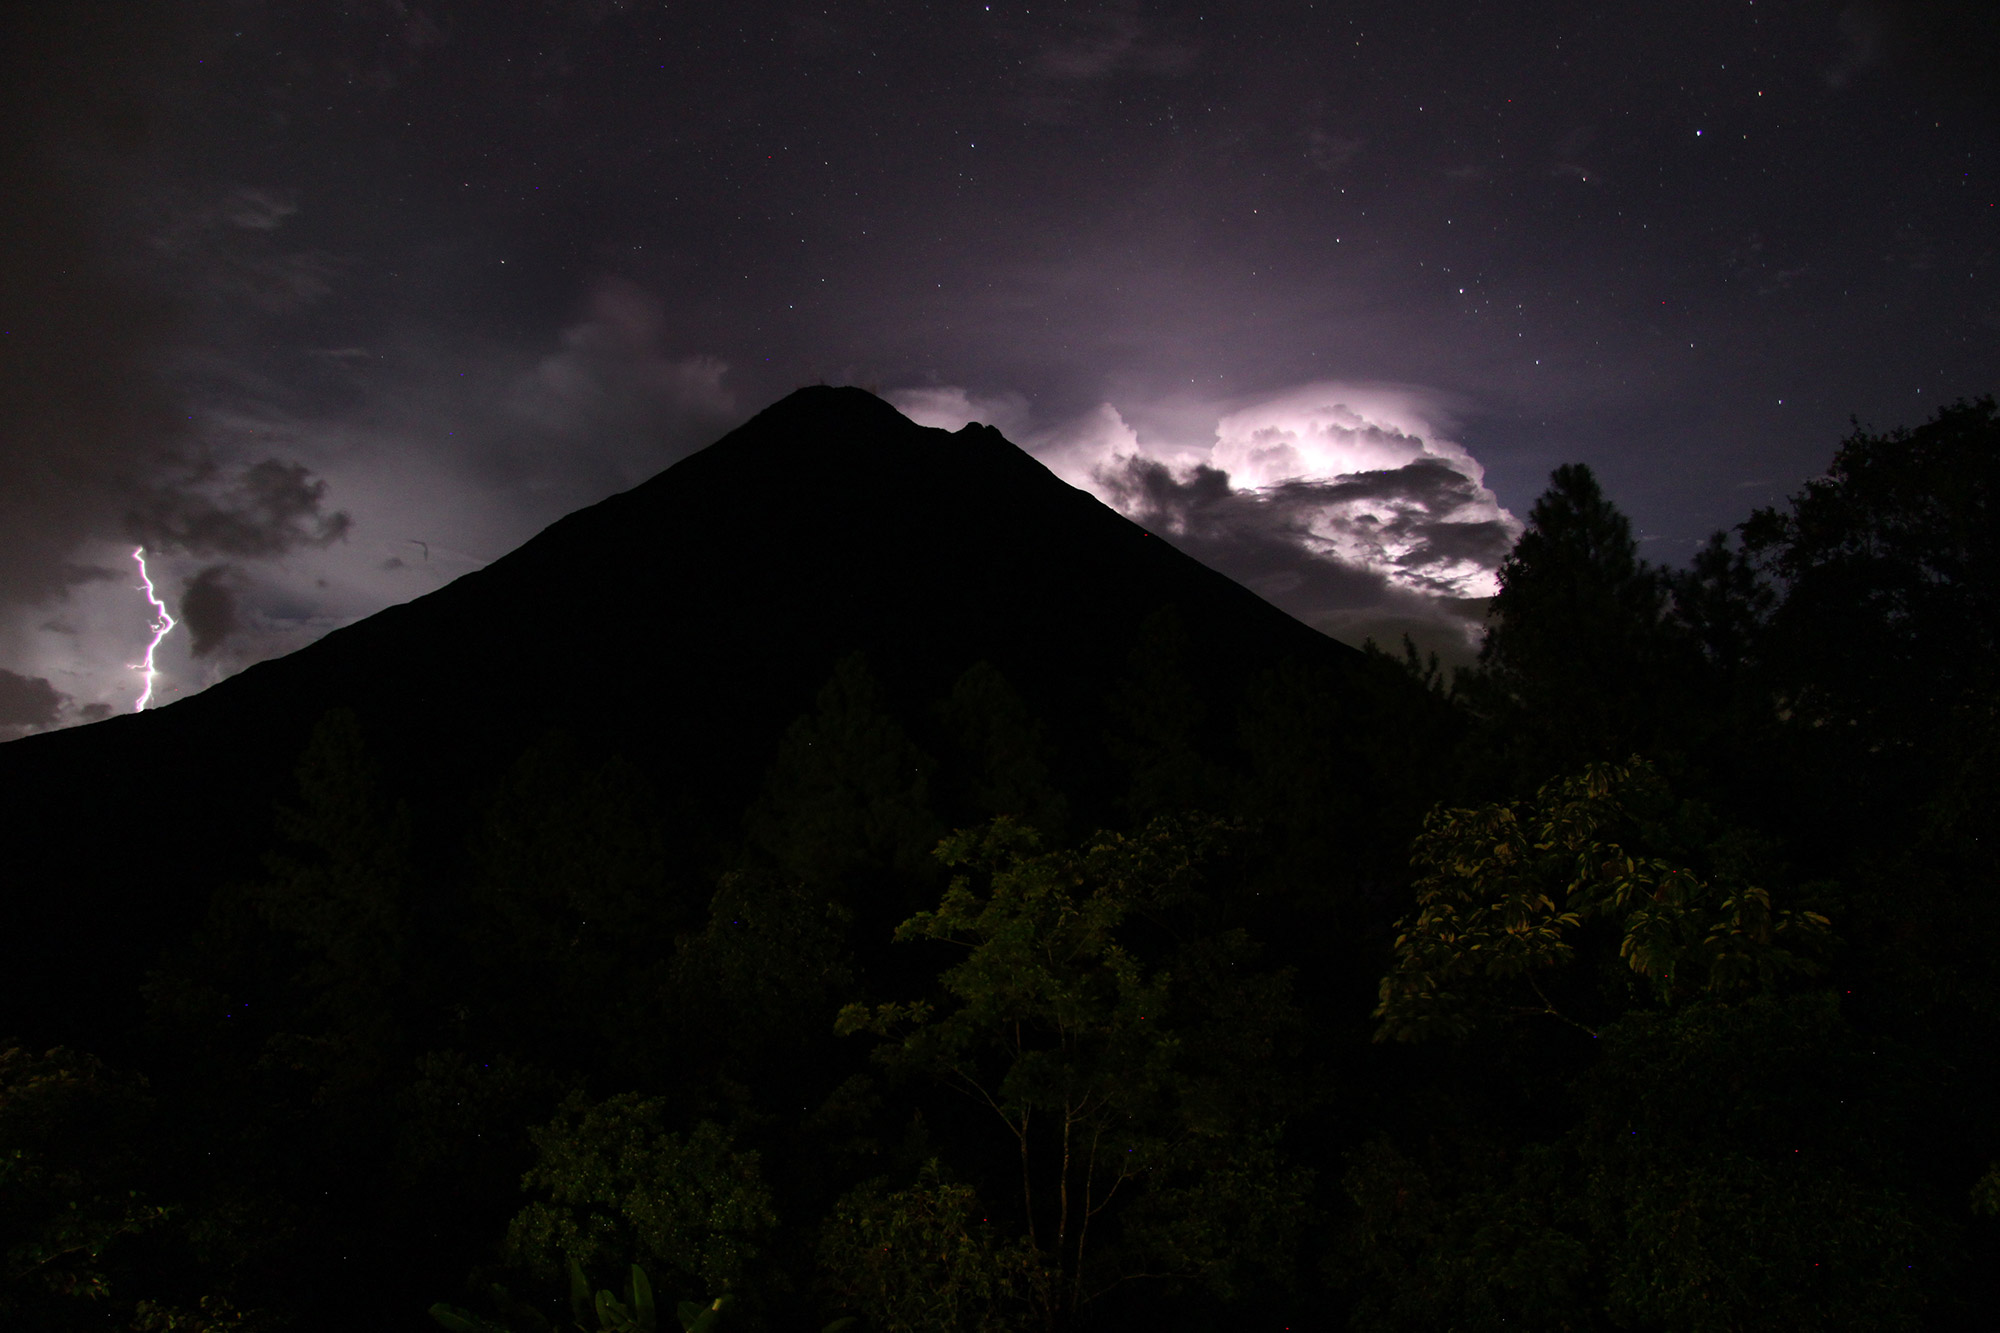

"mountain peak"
[0, 390, 1360, 1037]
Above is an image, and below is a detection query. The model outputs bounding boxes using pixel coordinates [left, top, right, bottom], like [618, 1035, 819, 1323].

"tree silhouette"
[1464, 464, 1682, 785]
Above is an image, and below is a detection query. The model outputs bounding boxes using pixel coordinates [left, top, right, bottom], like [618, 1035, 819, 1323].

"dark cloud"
[1822, 0, 2000, 102]
[1304, 130, 1365, 174]
[149, 184, 345, 315]
[130, 459, 351, 559]
[1102, 455, 1516, 600]
[0, 8, 190, 608]
[2, 0, 1992, 719]
[1100, 459, 1236, 520]
[179, 563, 247, 658]
[0, 0, 353, 702]
[1009, 1, 1197, 122]
[506, 279, 736, 457]
[1092, 453, 1501, 660]
[0, 669, 66, 739]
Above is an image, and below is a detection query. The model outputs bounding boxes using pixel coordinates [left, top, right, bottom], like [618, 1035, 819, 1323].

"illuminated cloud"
[512, 280, 735, 443]
[892, 386, 1033, 439]
[1, 259, 744, 732]
[1201, 385, 1517, 600]
[896, 381, 1518, 657]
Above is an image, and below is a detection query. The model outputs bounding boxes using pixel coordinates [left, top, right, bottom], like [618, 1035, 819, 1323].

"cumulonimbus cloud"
[892, 381, 1519, 656]
[1195, 385, 1518, 599]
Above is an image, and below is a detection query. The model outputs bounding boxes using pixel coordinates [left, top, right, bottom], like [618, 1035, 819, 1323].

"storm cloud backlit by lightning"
[896, 384, 1519, 657]
[0, 2, 1990, 734]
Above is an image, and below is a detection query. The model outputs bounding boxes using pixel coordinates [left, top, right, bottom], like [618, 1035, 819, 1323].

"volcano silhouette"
[0, 387, 1370, 1037]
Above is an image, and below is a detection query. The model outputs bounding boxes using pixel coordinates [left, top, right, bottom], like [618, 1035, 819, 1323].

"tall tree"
[1106, 608, 1222, 820]
[1348, 761, 1931, 1333]
[934, 661, 1068, 838]
[1742, 396, 2000, 785]
[0, 1046, 169, 1328]
[745, 653, 940, 892]
[1373, 759, 1830, 1045]
[1465, 465, 1682, 786]
[504, 1093, 776, 1304]
[839, 817, 1309, 1331]
[464, 732, 682, 1077]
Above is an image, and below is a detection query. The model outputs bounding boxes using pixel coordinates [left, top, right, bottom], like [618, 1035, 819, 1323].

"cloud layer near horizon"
[894, 383, 1518, 659]
[0, 246, 739, 732]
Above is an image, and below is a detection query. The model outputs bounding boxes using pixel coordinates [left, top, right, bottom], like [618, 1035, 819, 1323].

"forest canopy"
[3, 397, 1996, 1332]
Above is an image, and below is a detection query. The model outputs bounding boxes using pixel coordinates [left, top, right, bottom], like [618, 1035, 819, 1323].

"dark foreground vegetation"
[4, 397, 1997, 1331]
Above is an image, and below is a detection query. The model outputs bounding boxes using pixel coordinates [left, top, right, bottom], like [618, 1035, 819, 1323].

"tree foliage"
[506, 1094, 776, 1300]
[251, 708, 418, 1086]
[1341, 996, 1927, 1333]
[1375, 759, 1831, 1042]
[745, 653, 939, 886]
[10, 400, 1999, 1332]
[1743, 395, 1999, 753]
[0, 1045, 169, 1320]
[817, 1160, 1043, 1333]
[838, 815, 1308, 1327]
[1465, 464, 1681, 780]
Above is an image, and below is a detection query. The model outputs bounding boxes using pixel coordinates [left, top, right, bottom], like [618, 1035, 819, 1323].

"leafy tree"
[667, 871, 854, 1067]
[817, 1160, 1043, 1333]
[1335, 1135, 1591, 1333]
[838, 816, 1309, 1329]
[1463, 465, 1684, 784]
[1974, 1163, 2000, 1217]
[130, 1294, 289, 1331]
[1374, 759, 1830, 1043]
[1342, 995, 1930, 1333]
[505, 1093, 776, 1301]
[393, 1050, 564, 1196]
[1721, 404, 2000, 1300]
[260, 711, 415, 1003]
[1351, 755, 1938, 1332]
[1236, 648, 1454, 912]
[934, 662, 1068, 837]
[746, 654, 940, 888]
[1742, 396, 1999, 761]
[249, 708, 419, 1097]
[1665, 530, 1772, 683]
[432, 1261, 736, 1333]
[0, 1045, 169, 1323]
[1570, 996, 1924, 1333]
[1106, 608, 1222, 820]
[467, 733, 683, 1068]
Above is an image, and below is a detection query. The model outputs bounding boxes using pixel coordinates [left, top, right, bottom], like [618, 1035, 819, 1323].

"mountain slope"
[0, 386, 1368, 1038]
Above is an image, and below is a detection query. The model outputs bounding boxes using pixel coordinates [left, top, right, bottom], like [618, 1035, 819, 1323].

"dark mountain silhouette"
[0, 386, 1373, 1042]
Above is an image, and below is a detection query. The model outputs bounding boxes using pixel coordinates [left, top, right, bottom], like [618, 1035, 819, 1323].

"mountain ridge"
[0, 386, 1367, 1040]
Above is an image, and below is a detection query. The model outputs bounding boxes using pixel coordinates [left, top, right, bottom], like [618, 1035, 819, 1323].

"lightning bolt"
[131, 546, 176, 712]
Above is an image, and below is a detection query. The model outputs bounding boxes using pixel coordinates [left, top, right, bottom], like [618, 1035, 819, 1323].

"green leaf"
[430, 1304, 506, 1333]
[596, 1288, 634, 1330]
[628, 1265, 656, 1332]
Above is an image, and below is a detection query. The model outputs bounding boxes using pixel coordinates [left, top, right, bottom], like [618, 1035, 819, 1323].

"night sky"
[2, 0, 1994, 736]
